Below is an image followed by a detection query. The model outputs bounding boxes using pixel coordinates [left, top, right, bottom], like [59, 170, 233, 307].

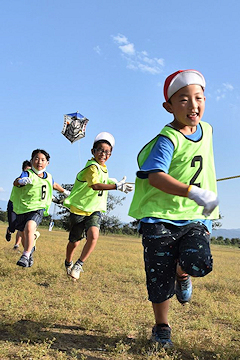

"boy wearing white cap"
[64, 132, 133, 280]
[129, 70, 219, 348]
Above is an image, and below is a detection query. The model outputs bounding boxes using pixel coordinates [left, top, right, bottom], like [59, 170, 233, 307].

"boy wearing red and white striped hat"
[129, 70, 219, 348]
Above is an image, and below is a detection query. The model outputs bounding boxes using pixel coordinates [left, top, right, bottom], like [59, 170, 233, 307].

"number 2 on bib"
[190, 155, 202, 188]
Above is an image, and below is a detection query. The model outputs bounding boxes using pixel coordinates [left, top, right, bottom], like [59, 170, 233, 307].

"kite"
[62, 111, 89, 144]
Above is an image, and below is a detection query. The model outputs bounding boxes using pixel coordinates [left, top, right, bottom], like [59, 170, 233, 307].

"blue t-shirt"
[138, 124, 212, 233]
[20, 171, 54, 185]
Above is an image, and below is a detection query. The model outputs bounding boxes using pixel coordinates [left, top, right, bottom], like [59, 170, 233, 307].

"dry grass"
[0, 223, 239, 359]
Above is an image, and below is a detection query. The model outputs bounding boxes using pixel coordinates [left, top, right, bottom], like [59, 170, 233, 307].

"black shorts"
[141, 221, 213, 303]
[7, 200, 17, 233]
[68, 211, 101, 242]
[15, 209, 44, 232]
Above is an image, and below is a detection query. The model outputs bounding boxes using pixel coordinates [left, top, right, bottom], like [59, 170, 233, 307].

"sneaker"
[28, 256, 34, 267]
[28, 246, 36, 267]
[13, 245, 20, 251]
[17, 255, 29, 267]
[151, 324, 173, 348]
[65, 260, 73, 275]
[70, 261, 84, 280]
[175, 274, 192, 304]
[33, 231, 40, 249]
[5, 228, 12, 242]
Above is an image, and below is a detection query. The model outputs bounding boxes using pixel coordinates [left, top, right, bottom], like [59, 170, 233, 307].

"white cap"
[164, 69, 206, 101]
[93, 132, 115, 148]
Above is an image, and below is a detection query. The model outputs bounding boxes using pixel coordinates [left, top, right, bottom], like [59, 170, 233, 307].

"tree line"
[1, 188, 239, 246]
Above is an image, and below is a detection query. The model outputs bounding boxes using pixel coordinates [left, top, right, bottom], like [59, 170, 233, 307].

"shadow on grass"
[0, 319, 143, 359]
[0, 319, 234, 360]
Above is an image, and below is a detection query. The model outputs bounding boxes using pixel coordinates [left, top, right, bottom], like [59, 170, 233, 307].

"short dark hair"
[31, 149, 50, 161]
[93, 140, 112, 150]
[22, 160, 31, 171]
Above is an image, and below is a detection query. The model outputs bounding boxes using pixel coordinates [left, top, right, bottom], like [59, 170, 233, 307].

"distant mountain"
[212, 228, 240, 239]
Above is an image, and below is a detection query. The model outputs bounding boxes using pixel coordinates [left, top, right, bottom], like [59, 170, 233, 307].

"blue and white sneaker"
[175, 275, 192, 304]
[17, 255, 29, 267]
[151, 324, 173, 348]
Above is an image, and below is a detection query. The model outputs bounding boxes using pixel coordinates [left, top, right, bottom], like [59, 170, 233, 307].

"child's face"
[164, 84, 205, 129]
[92, 143, 112, 165]
[32, 152, 49, 172]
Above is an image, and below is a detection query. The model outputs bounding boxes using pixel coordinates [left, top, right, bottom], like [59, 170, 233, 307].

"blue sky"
[1, 0, 240, 229]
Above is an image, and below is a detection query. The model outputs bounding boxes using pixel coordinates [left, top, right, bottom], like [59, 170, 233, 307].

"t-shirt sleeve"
[137, 135, 174, 179]
[19, 171, 29, 178]
[84, 165, 100, 186]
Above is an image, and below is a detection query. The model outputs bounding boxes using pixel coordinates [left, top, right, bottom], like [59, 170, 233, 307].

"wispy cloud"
[93, 46, 101, 55]
[215, 82, 234, 101]
[112, 33, 164, 75]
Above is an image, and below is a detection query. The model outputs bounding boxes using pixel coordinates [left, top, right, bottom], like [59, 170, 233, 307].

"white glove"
[63, 189, 70, 198]
[187, 185, 219, 217]
[116, 176, 133, 194]
[18, 177, 32, 186]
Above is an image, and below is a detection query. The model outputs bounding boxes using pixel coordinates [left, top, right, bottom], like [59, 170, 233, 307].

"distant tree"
[0, 208, 7, 222]
[100, 193, 125, 234]
[121, 220, 139, 236]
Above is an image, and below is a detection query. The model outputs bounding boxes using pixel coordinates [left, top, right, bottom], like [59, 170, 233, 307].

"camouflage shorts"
[68, 211, 101, 242]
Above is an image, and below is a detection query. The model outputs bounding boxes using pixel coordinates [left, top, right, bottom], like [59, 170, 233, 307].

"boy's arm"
[148, 171, 218, 217]
[91, 177, 133, 193]
[149, 172, 188, 197]
[53, 182, 70, 197]
[86, 165, 133, 193]
[13, 171, 31, 187]
[91, 183, 116, 191]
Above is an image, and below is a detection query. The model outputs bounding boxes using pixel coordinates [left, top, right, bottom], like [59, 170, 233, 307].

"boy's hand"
[187, 185, 219, 216]
[18, 177, 32, 186]
[116, 176, 133, 194]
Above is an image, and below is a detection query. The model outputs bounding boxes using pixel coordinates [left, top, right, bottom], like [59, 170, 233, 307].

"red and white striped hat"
[163, 69, 206, 102]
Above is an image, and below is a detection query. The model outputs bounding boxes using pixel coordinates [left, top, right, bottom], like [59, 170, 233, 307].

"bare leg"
[66, 240, 80, 263]
[14, 231, 23, 248]
[152, 299, 170, 325]
[79, 226, 99, 262]
[23, 220, 37, 253]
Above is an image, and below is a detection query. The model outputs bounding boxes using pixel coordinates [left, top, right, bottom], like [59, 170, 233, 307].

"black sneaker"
[5, 228, 12, 242]
[151, 324, 173, 348]
[17, 255, 29, 267]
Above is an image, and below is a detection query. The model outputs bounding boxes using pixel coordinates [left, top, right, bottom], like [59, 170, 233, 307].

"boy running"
[129, 70, 219, 348]
[64, 132, 133, 280]
[13, 149, 70, 268]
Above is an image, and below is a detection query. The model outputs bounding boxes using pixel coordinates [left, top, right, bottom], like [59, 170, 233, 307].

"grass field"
[0, 223, 239, 360]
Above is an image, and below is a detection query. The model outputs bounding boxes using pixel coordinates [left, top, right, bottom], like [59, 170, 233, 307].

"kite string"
[78, 140, 82, 168]
[126, 175, 240, 185]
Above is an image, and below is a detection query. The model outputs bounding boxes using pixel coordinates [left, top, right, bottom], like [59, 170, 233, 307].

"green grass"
[0, 223, 239, 359]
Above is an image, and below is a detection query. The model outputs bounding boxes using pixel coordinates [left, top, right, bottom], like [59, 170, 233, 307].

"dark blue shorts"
[68, 211, 101, 242]
[141, 221, 213, 303]
[15, 209, 44, 232]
